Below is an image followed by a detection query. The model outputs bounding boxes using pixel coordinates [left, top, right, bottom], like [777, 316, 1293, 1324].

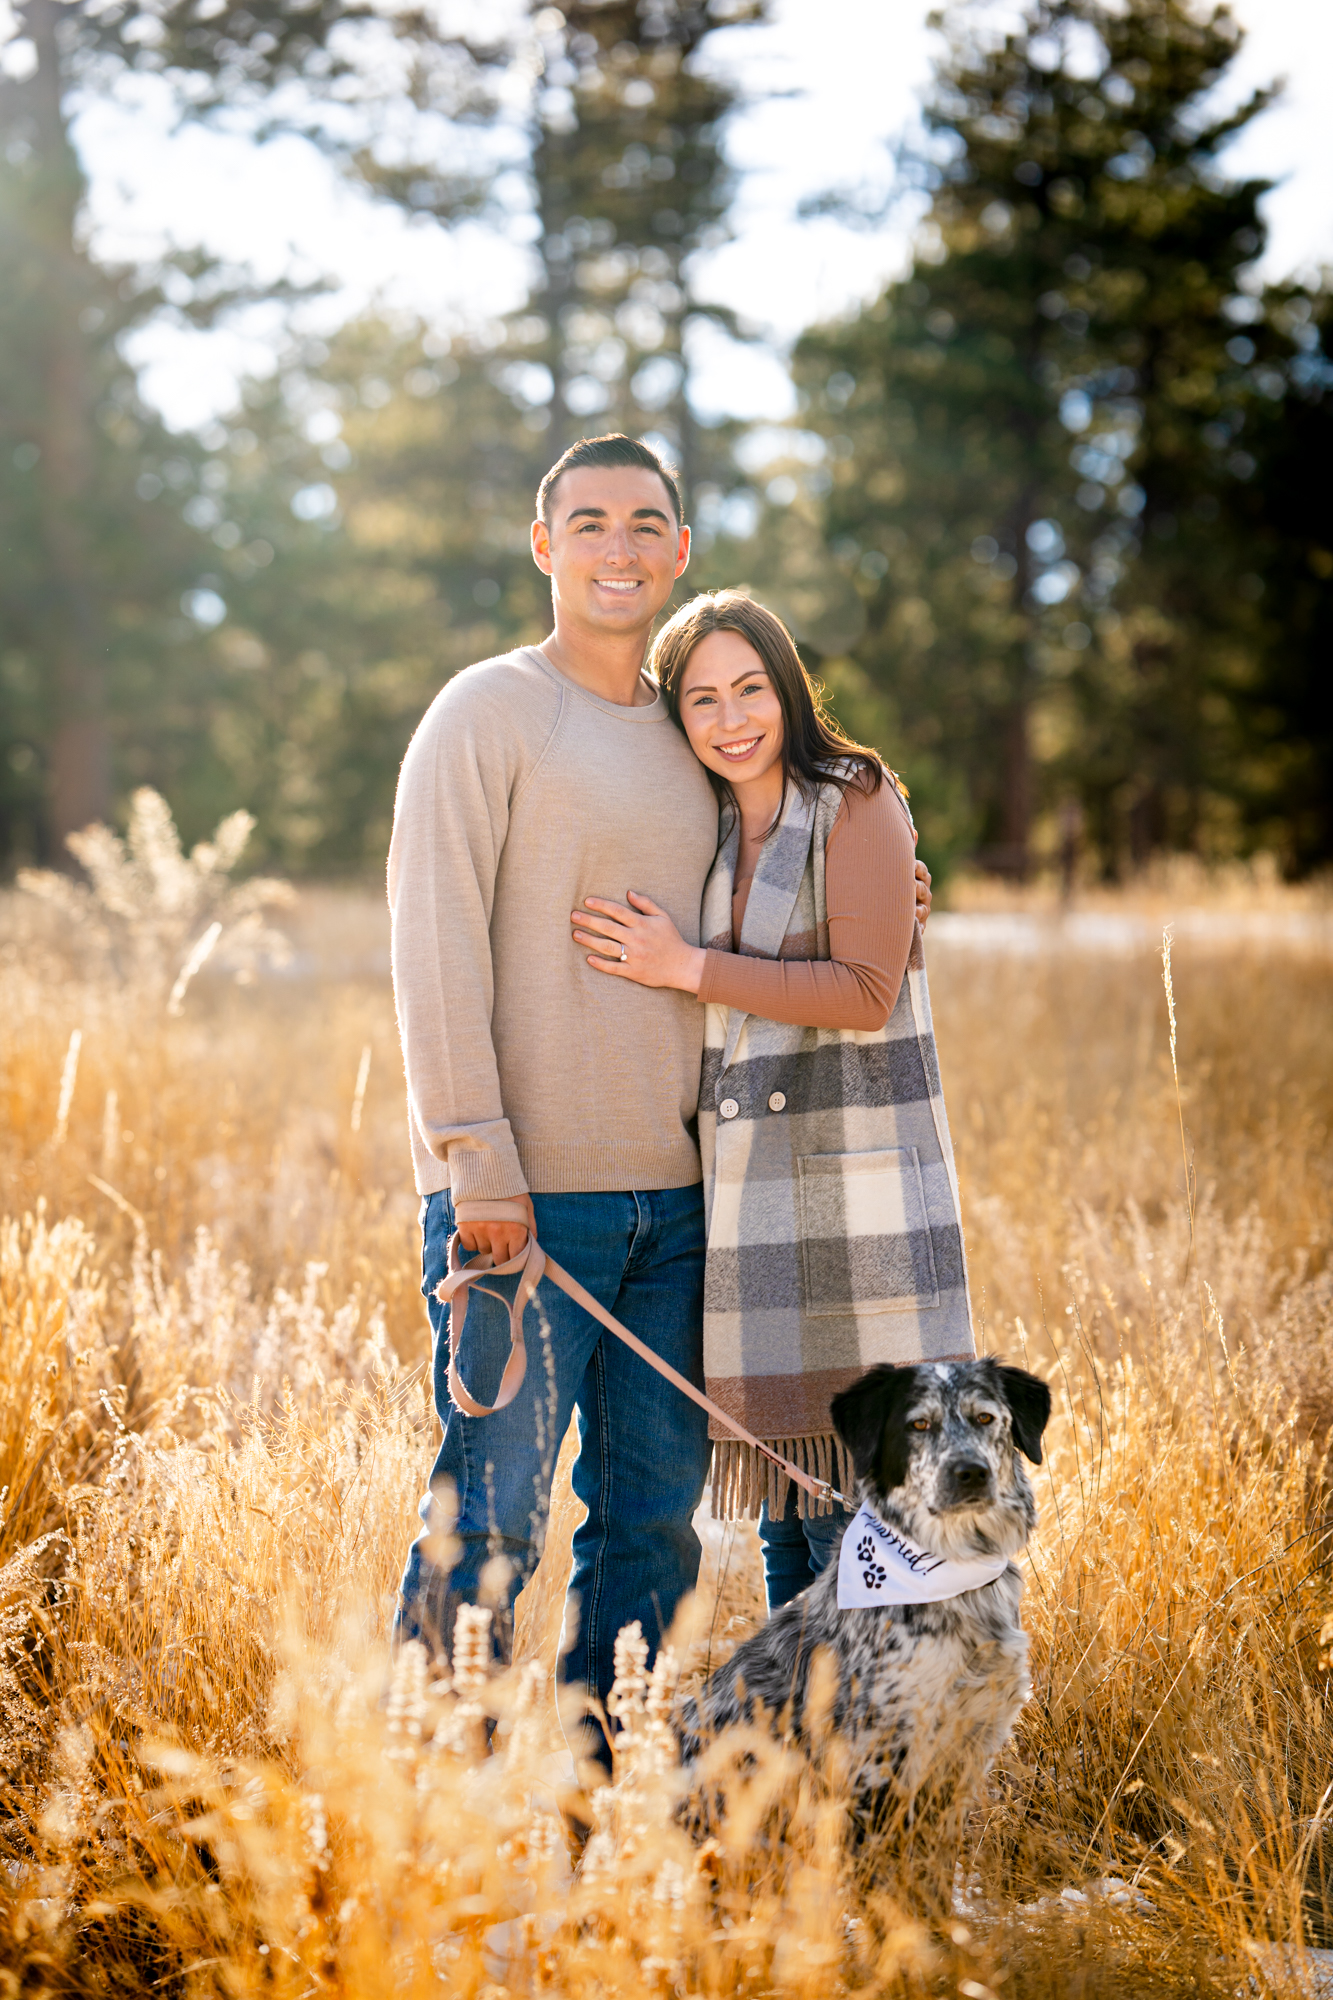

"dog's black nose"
[946, 1458, 991, 1502]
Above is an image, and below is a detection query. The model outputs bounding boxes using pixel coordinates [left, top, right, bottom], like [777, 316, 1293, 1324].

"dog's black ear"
[996, 1366, 1052, 1465]
[830, 1365, 920, 1492]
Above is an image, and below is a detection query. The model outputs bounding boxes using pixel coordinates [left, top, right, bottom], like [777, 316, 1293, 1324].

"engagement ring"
[619, 946, 628, 962]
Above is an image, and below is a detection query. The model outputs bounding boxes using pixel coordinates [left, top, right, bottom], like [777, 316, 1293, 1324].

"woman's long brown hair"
[649, 590, 893, 827]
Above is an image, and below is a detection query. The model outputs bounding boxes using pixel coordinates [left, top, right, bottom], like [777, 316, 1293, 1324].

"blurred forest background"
[1, 0, 1330, 887]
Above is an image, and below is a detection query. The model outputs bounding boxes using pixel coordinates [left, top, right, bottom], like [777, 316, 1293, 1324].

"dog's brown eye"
[910, 1418, 931, 1432]
[974, 1412, 995, 1426]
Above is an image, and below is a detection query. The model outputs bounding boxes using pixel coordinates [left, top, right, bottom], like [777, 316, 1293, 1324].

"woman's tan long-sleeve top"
[695, 777, 917, 1032]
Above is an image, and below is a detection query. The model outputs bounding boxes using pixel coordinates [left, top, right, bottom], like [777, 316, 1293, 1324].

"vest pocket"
[796, 1147, 941, 1316]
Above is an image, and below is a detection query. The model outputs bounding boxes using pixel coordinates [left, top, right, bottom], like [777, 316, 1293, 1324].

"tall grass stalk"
[1160, 924, 1232, 1509]
[1160, 925, 1195, 1255]
[51, 1030, 82, 1148]
[349, 1042, 372, 1134]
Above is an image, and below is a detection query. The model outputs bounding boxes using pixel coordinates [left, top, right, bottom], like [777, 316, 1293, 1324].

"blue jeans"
[397, 1186, 710, 1724]
[758, 1497, 854, 1613]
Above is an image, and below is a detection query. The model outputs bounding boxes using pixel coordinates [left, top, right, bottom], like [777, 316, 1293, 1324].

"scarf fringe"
[709, 1434, 855, 1522]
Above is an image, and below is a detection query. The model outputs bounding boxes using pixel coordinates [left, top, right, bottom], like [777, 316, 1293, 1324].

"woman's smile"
[715, 734, 764, 762]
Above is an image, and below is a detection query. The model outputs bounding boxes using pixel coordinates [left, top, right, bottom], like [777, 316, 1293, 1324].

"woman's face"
[676, 630, 785, 787]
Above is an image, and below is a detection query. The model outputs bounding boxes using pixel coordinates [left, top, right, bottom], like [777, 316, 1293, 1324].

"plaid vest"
[699, 771, 975, 1519]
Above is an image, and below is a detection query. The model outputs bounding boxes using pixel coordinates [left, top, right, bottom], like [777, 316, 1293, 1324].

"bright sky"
[5, 0, 1329, 432]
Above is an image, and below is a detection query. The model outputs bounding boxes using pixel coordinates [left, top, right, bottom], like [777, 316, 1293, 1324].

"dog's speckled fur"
[676, 1359, 1052, 1817]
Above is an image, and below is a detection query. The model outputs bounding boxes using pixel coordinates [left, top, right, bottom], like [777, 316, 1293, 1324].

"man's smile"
[595, 577, 643, 593]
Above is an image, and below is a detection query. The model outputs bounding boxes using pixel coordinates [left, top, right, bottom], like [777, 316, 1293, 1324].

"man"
[389, 433, 931, 1735]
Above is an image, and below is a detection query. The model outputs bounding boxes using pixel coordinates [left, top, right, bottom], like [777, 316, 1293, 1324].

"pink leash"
[435, 1202, 846, 1510]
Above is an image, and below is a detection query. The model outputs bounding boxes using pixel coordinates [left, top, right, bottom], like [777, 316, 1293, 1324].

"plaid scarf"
[699, 771, 975, 1520]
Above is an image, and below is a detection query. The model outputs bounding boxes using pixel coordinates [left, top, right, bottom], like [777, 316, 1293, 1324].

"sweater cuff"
[697, 949, 727, 1007]
[447, 1143, 530, 1203]
[453, 1196, 529, 1224]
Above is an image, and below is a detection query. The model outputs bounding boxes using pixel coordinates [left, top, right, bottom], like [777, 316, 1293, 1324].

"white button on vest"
[719, 1098, 739, 1120]
[768, 1091, 787, 1113]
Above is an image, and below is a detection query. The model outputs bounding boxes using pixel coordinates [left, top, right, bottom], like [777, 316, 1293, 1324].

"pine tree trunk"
[28, 0, 110, 851]
[997, 481, 1040, 879]
[676, 379, 698, 518]
[998, 697, 1031, 876]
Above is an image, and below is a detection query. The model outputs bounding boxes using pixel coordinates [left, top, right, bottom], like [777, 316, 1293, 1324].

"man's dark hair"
[536, 433, 683, 528]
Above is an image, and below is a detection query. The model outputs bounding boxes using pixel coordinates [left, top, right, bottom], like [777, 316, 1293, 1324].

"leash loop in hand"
[437, 1225, 545, 1416]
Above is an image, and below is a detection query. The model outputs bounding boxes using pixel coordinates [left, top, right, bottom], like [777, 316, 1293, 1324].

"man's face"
[531, 465, 690, 636]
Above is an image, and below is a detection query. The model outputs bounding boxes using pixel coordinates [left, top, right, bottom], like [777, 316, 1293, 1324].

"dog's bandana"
[836, 1502, 1009, 1608]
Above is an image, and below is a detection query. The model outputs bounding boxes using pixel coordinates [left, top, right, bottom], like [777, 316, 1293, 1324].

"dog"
[676, 1359, 1051, 1829]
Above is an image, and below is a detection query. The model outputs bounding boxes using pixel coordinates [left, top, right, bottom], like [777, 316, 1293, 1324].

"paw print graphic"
[856, 1538, 886, 1590]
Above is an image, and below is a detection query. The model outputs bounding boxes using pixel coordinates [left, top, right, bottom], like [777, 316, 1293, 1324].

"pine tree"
[0, 0, 496, 856]
[791, 0, 1297, 878]
[184, 318, 558, 872]
[1223, 286, 1333, 872]
[1048, 1, 1290, 868]
[522, 0, 765, 500]
[4, 0, 118, 846]
[0, 97, 216, 864]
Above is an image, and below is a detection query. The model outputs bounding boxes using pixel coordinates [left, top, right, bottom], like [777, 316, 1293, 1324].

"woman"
[570, 591, 974, 1611]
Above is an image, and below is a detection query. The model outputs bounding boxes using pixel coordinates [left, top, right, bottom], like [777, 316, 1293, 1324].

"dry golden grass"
[1, 867, 1332, 1998]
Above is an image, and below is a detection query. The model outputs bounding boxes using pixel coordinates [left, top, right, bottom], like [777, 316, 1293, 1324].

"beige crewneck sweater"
[388, 645, 719, 1201]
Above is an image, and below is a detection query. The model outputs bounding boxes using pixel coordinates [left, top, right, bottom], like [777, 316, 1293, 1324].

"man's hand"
[456, 1193, 536, 1265]
[914, 857, 932, 930]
